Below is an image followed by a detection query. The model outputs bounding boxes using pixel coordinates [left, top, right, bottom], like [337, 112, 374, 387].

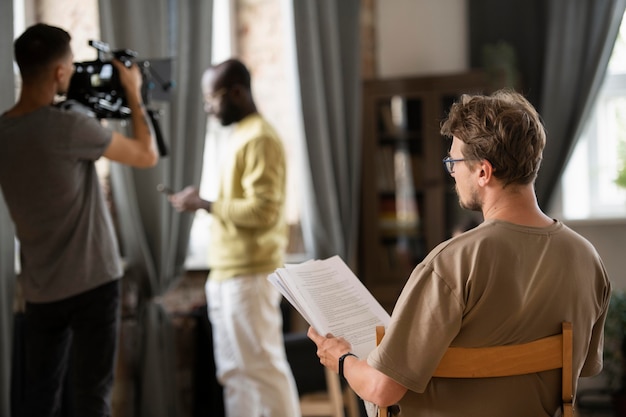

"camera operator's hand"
[112, 59, 142, 99]
[103, 59, 158, 168]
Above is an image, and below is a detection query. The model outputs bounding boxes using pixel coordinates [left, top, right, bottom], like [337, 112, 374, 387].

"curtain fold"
[537, 0, 626, 210]
[99, 1, 212, 416]
[291, 0, 362, 265]
[0, 2, 15, 416]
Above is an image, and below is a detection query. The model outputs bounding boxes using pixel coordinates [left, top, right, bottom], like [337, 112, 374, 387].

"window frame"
[556, 20, 626, 221]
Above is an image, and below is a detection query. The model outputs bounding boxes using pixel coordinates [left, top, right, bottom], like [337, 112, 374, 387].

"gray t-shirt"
[0, 106, 123, 302]
[368, 219, 611, 417]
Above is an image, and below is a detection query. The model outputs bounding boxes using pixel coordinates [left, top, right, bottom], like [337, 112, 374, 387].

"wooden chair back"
[376, 322, 573, 417]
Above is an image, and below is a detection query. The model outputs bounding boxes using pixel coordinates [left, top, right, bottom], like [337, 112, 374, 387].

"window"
[558, 13, 626, 220]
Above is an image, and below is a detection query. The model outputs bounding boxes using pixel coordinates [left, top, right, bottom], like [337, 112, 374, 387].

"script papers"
[269, 255, 390, 359]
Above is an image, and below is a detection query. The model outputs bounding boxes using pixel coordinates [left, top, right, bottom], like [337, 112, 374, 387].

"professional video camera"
[60, 40, 172, 155]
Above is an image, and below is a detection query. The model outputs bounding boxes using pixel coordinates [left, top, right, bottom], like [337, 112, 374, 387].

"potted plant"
[617, 165, 626, 189]
[617, 139, 626, 189]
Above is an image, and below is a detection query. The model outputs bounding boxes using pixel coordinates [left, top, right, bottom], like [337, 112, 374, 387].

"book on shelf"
[394, 145, 419, 228]
[376, 145, 395, 192]
[379, 102, 398, 135]
[268, 255, 391, 358]
[379, 96, 409, 135]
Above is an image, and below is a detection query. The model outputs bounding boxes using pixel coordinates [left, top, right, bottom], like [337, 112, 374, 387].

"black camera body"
[62, 40, 171, 155]
[65, 40, 146, 119]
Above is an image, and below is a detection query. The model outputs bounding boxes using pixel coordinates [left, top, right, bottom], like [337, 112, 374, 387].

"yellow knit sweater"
[208, 113, 288, 281]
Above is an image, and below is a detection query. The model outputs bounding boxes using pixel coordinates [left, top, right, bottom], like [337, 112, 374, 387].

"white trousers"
[206, 273, 302, 417]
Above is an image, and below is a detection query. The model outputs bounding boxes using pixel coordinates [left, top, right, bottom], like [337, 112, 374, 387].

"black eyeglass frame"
[442, 156, 473, 175]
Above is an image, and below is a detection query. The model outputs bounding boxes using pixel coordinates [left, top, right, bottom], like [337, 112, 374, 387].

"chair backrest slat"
[375, 322, 574, 417]
[433, 333, 563, 378]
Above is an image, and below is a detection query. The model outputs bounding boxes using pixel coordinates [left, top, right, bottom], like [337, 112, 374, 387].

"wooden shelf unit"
[359, 71, 492, 311]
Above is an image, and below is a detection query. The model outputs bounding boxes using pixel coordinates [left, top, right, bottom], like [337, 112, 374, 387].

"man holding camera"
[0, 23, 158, 417]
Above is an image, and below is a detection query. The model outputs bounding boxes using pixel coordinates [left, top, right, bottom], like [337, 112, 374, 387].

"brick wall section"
[236, 0, 376, 138]
[37, 0, 101, 61]
[235, 0, 302, 228]
[236, 0, 377, 131]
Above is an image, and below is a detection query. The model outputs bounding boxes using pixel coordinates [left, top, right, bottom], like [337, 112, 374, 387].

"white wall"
[376, 0, 469, 78]
[567, 220, 626, 291]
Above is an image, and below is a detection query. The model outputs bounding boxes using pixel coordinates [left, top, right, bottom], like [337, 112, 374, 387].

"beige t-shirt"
[368, 219, 610, 417]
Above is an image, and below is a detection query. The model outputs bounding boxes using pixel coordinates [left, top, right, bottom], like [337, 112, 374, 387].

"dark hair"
[14, 23, 72, 81]
[440, 89, 546, 186]
[212, 58, 252, 90]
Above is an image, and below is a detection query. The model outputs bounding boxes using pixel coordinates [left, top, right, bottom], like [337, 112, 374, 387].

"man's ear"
[230, 84, 244, 98]
[54, 64, 67, 84]
[477, 159, 494, 187]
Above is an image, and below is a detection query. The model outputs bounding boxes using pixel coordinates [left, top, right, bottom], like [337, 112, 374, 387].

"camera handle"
[89, 40, 111, 61]
[88, 40, 138, 68]
[147, 108, 169, 157]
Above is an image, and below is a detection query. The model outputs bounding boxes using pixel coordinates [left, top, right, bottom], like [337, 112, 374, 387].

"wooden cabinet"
[358, 71, 492, 311]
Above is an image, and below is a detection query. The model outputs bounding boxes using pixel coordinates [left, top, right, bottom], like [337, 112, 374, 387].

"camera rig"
[60, 40, 172, 156]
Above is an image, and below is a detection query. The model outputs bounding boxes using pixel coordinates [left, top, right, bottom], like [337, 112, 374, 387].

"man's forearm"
[344, 358, 407, 407]
[126, 91, 157, 153]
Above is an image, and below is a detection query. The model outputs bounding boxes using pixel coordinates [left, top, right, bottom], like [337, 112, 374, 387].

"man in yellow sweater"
[168, 59, 301, 417]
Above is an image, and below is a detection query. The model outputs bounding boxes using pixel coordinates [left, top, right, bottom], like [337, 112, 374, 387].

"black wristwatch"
[338, 352, 358, 380]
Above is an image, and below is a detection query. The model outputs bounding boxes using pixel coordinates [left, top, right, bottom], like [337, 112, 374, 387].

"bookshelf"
[359, 71, 492, 311]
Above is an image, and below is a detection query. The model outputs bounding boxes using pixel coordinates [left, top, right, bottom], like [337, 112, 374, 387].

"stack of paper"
[269, 255, 391, 358]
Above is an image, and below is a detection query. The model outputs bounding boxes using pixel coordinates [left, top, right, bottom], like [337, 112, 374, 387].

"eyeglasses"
[442, 156, 474, 175]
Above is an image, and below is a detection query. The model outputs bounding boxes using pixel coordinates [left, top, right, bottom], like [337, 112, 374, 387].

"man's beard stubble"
[456, 184, 482, 212]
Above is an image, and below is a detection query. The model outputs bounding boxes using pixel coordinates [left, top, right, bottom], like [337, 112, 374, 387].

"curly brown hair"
[440, 89, 546, 186]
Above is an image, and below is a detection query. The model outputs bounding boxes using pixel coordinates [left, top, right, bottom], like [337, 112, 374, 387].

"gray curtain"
[291, 0, 362, 265]
[99, 0, 212, 416]
[537, 0, 626, 210]
[0, 2, 15, 416]
[468, 0, 548, 112]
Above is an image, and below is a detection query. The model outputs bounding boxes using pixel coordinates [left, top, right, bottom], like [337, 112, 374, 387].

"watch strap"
[338, 352, 358, 380]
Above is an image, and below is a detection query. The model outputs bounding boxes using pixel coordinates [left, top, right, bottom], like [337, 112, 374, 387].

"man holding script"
[269, 256, 390, 359]
[306, 90, 611, 416]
